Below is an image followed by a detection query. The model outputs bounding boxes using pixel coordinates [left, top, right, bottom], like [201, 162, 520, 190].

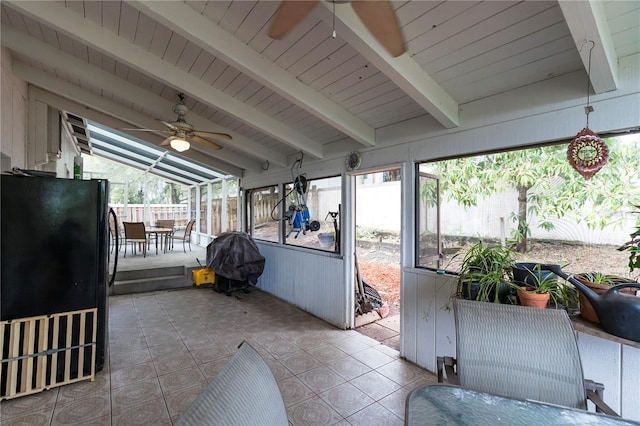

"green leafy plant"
[513, 264, 564, 308]
[575, 272, 631, 286]
[455, 240, 516, 303]
[617, 205, 640, 272]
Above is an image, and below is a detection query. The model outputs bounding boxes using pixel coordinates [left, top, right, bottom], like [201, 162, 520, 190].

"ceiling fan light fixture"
[170, 137, 190, 152]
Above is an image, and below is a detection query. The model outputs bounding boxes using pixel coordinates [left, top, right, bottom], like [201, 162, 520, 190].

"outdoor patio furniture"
[176, 341, 287, 426]
[172, 219, 195, 253]
[437, 298, 618, 416]
[145, 227, 172, 255]
[406, 384, 630, 425]
[155, 219, 175, 249]
[122, 222, 149, 258]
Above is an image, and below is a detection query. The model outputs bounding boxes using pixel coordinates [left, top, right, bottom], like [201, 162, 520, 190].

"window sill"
[571, 315, 640, 349]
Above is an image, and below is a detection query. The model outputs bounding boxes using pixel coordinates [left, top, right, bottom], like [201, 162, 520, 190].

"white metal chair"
[437, 299, 618, 416]
[176, 341, 287, 426]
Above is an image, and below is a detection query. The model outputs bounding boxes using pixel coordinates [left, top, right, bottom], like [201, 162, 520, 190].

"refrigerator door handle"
[108, 208, 118, 287]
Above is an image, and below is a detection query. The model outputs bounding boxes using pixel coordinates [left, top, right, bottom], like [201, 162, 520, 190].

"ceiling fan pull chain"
[332, 0, 336, 38]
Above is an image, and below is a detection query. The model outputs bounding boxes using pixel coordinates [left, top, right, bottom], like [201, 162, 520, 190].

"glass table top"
[406, 384, 639, 426]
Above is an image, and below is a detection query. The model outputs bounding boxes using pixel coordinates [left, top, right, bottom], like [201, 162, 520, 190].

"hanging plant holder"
[567, 127, 609, 180]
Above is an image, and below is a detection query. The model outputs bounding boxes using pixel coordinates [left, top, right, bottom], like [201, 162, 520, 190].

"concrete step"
[115, 266, 185, 282]
[112, 274, 193, 295]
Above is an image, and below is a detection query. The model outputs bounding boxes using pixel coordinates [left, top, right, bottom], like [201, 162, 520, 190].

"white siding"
[256, 242, 347, 329]
[1, 46, 28, 169]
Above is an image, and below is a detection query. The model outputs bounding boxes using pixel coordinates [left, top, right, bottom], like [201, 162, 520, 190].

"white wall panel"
[256, 242, 347, 328]
[577, 333, 622, 414]
[402, 270, 457, 372]
[401, 271, 418, 363]
[434, 275, 457, 360]
[621, 345, 640, 421]
[1, 47, 27, 169]
[415, 273, 435, 370]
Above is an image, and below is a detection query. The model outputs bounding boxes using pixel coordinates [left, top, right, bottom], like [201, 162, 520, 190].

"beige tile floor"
[0, 287, 436, 425]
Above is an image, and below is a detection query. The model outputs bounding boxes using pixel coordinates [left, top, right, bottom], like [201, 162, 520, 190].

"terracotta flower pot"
[575, 276, 638, 323]
[517, 287, 550, 308]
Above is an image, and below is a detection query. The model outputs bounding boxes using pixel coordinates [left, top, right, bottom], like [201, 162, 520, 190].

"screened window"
[415, 134, 640, 281]
[416, 172, 440, 269]
[199, 185, 208, 236]
[284, 175, 341, 252]
[189, 187, 196, 224]
[249, 185, 280, 243]
[210, 181, 223, 235]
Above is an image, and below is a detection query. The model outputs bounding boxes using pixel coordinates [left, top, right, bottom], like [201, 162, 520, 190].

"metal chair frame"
[437, 299, 618, 416]
[122, 222, 149, 258]
[172, 219, 195, 253]
[176, 341, 287, 425]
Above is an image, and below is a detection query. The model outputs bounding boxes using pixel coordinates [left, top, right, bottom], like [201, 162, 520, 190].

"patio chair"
[155, 219, 175, 251]
[122, 222, 149, 258]
[436, 299, 618, 416]
[109, 213, 123, 254]
[172, 219, 195, 253]
[176, 341, 287, 426]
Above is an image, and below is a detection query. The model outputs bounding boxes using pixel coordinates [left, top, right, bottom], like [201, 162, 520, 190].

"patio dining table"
[405, 384, 639, 426]
[145, 227, 173, 255]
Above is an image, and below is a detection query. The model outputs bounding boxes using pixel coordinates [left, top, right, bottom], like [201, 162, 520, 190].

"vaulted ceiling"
[2, 1, 639, 177]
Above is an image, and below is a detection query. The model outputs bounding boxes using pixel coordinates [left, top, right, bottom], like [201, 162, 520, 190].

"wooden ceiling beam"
[6, 0, 324, 159]
[558, 0, 618, 93]
[2, 25, 286, 168]
[19, 65, 251, 176]
[316, 2, 459, 129]
[130, 0, 376, 147]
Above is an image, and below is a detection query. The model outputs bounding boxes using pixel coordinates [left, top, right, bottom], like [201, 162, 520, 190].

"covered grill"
[206, 232, 265, 295]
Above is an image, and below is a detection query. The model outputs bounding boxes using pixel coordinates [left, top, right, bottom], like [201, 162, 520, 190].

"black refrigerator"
[1, 175, 111, 374]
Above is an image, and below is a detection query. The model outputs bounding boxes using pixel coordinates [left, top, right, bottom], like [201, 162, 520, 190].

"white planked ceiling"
[2, 0, 639, 176]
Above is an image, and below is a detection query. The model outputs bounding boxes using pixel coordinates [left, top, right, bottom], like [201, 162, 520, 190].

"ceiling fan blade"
[121, 127, 164, 132]
[160, 136, 174, 146]
[193, 130, 232, 141]
[190, 135, 222, 150]
[161, 120, 178, 131]
[268, 0, 319, 39]
[351, 1, 406, 57]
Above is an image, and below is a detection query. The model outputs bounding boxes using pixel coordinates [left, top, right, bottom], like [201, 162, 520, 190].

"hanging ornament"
[568, 40, 608, 180]
[567, 127, 608, 179]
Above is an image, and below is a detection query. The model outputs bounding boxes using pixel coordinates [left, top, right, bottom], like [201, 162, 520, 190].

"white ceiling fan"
[268, 0, 406, 57]
[125, 93, 231, 152]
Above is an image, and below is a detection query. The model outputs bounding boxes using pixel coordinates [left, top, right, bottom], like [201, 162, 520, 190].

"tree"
[427, 135, 640, 253]
[82, 155, 189, 204]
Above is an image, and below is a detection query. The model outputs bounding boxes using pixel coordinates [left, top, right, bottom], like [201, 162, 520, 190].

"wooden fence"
[111, 204, 190, 229]
[112, 200, 240, 235]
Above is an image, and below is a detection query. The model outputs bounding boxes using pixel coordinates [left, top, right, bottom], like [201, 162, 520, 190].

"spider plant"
[514, 264, 564, 308]
[455, 240, 516, 303]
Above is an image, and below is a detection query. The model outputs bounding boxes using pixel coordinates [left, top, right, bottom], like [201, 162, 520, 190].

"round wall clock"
[346, 151, 362, 171]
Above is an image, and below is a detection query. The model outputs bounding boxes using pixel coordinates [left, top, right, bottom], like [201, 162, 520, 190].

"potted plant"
[512, 262, 558, 287]
[455, 240, 516, 303]
[570, 208, 640, 322]
[515, 264, 564, 309]
[574, 272, 637, 323]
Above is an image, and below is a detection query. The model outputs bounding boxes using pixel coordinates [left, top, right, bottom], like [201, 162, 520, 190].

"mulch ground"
[358, 261, 401, 317]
